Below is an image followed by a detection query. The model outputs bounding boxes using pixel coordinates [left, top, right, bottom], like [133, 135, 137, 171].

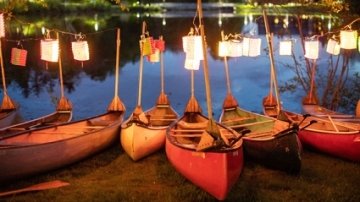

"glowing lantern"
[147, 48, 160, 63]
[326, 39, 340, 55]
[340, 30, 357, 49]
[184, 55, 200, 70]
[218, 41, 230, 57]
[10, 47, 27, 67]
[0, 13, 4, 38]
[71, 41, 89, 61]
[279, 40, 292, 56]
[41, 39, 59, 62]
[304, 39, 319, 60]
[242, 37, 261, 57]
[228, 40, 243, 57]
[140, 37, 155, 56]
[182, 35, 203, 60]
[154, 39, 165, 52]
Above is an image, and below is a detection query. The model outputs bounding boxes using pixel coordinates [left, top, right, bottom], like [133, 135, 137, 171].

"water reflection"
[1, 12, 359, 122]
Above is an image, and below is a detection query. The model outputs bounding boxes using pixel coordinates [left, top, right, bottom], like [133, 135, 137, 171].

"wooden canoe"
[166, 112, 244, 200]
[279, 110, 360, 162]
[0, 111, 124, 182]
[0, 108, 18, 128]
[0, 110, 72, 137]
[121, 104, 178, 161]
[220, 106, 302, 174]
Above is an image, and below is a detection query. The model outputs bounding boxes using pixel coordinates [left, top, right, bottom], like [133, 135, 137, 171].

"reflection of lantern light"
[148, 49, 160, 62]
[41, 39, 59, 62]
[340, 30, 357, 49]
[243, 37, 261, 57]
[0, 13, 5, 38]
[326, 39, 340, 55]
[182, 35, 203, 60]
[184, 56, 200, 70]
[10, 48, 27, 67]
[279, 40, 292, 56]
[72, 41, 89, 61]
[304, 39, 319, 60]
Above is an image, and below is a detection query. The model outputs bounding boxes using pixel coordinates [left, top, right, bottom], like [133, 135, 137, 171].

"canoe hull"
[0, 109, 18, 128]
[165, 136, 243, 200]
[298, 130, 360, 162]
[243, 132, 302, 174]
[121, 122, 166, 161]
[0, 112, 123, 182]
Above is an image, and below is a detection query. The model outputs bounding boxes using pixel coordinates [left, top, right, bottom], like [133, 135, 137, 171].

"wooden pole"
[114, 28, 120, 99]
[221, 31, 232, 94]
[263, 10, 281, 113]
[0, 39, 7, 95]
[56, 32, 65, 99]
[197, 0, 213, 119]
[160, 36, 164, 93]
[137, 22, 146, 107]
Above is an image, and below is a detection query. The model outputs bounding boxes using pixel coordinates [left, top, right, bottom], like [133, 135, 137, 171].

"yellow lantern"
[242, 37, 261, 57]
[228, 40, 243, 57]
[41, 39, 59, 62]
[304, 39, 319, 60]
[182, 35, 203, 60]
[0, 13, 5, 38]
[326, 39, 340, 55]
[148, 48, 160, 63]
[184, 55, 200, 70]
[71, 41, 89, 61]
[340, 30, 357, 49]
[218, 41, 230, 57]
[279, 40, 292, 56]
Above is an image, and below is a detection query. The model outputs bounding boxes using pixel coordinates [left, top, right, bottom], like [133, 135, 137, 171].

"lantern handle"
[75, 32, 85, 41]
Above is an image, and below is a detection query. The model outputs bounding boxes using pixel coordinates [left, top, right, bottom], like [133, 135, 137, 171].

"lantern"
[242, 37, 261, 57]
[10, 47, 27, 67]
[147, 48, 160, 63]
[71, 41, 89, 61]
[228, 40, 243, 57]
[279, 40, 292, 56]
[41, 39, 59, 62]
[184, 54, 200, 70]
[182, 35, 203, 60]
[154, 39, 165, 52]
[218, 41, 230, 57]
[0, 13, 4, 38]
[326, 39, 340, 55]
[140, 37, 155, 56]
[304, 39, 319, 60]
[340, 30, 357, 49]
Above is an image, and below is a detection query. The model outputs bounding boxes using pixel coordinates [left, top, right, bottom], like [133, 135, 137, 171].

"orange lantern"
[147, 48, 160, 63]
[242, 37, 261, 57]
[0, 13, 4, 38]
[279, 40, 292, 56]
[182, 35, 203, 60]
[140, 37, 155, 56]
[340, 30, 357, 49]
[304, 39, 319, 60]
[10, 47, 27, 67]
[72, 41, 89, 61]
[326, 38, 340, 55]
[228, 40, 243, 57]
[41, 39, 59, 62]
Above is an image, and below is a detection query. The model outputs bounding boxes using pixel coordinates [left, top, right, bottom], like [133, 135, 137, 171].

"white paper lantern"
[326, 39, 340, 55]
[279, 40, 292, 56]
[72, 41, 89, 61]
[218, 41, 230, 57]
[41, 39, 59, 62]
[0, 13, 5, 38]
[184, 54, 200, 70]
[304, 39, 319, 60]
[182, 35, 203, 60]
[228, 40, 243, 57]
[242, 37, 261, 57]
[340, 30, 357, 49]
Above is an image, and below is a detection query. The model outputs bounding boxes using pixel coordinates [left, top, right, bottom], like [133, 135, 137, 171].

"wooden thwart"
[230, 120, 273, 129]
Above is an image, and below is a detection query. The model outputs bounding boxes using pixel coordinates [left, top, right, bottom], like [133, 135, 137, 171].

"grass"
[1, 144, 359, 202]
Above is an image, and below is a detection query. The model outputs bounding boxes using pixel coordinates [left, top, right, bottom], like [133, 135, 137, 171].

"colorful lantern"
[140, 37, 155, 56]
[304, 39, 319, 60]
[182, 35, 203, 60]
[10, 47, 27, 67]
[41, 39, 59, 62]
[71, 41, 89, 61]
[0, 13, 4, 38]
[279, 40, 292, 56]
[184, 55, 200, 70]
[154, 39, 165, 52]
[326, 39, 340, 55]
[147, 48, 160, 63]
[340, 30, 357, 49]
[242, 37, 261, 57]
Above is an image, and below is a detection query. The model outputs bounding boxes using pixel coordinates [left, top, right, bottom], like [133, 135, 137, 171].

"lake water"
[1, 11, 359, 122]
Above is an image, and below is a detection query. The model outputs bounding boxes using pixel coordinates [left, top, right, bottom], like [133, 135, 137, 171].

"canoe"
[121, 104, 178, 161]
[220, 105, 302, 174]
[0, 111, 124, 182]
[166, 112, 244, 200]
[0, 108, 18, 128]
[0, 110, 72, 137]
[279, 110, 360, 162]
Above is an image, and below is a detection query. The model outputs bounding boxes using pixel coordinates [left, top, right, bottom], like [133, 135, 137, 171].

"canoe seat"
[221, 117, 256, 124]
[177, 120, 208, 129]
[230, 120, 273, 129]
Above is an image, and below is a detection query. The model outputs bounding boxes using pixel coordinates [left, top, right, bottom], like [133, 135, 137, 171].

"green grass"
[1, 144, 359, 202]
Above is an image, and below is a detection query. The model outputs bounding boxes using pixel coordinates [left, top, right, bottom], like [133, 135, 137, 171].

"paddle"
[0, 180, 69, 197]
